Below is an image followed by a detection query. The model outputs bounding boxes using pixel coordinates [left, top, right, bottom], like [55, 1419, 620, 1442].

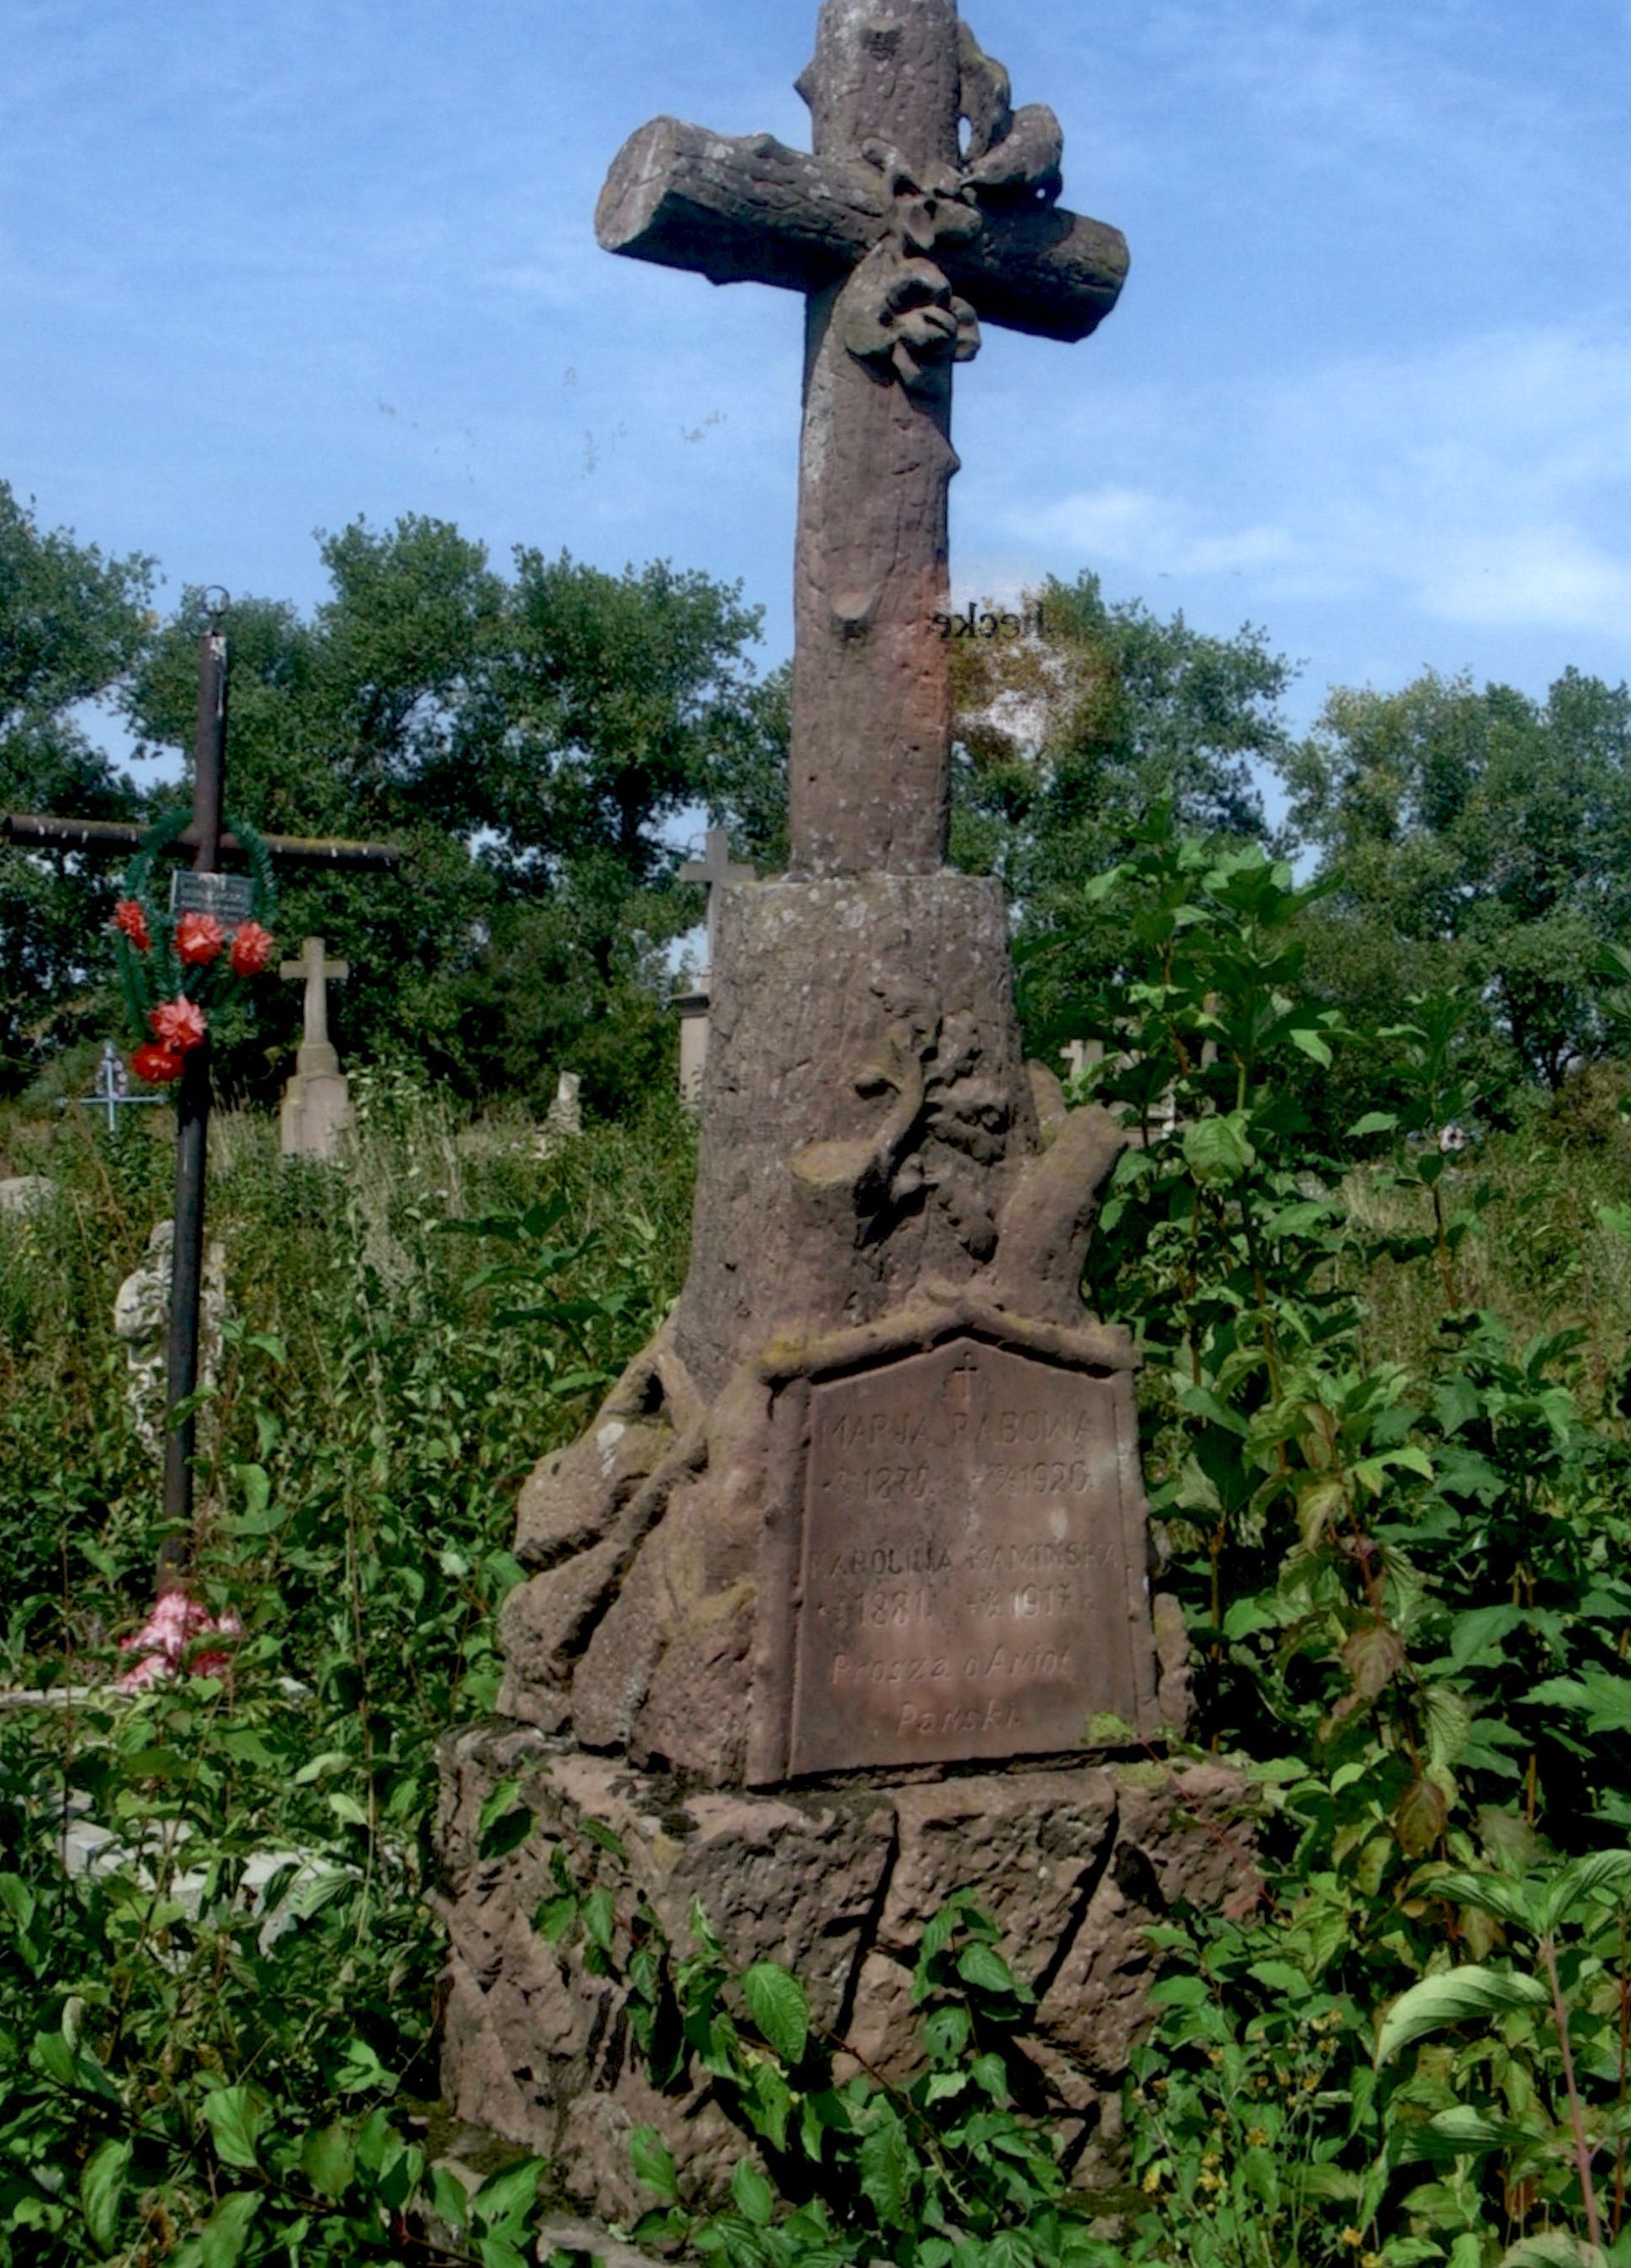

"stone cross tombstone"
[674, 825, 752, 1103]
[279, 936, 353, 1159]
[441, 4, 1218, 2212]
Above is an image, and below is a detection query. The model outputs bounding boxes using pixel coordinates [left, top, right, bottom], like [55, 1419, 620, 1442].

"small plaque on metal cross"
[169, 871, 255, 924]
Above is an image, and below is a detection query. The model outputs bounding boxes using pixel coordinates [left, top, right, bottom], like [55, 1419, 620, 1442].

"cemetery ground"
[8, 853, 1631, 2265]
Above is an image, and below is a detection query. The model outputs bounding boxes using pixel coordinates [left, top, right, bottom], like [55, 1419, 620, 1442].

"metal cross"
[597, 0, 1125, 878]
[77, 1040, 163, 1134]
[3, 616, 401, 1539]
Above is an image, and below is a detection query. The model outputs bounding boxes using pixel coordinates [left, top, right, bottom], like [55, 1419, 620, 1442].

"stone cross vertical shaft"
[596, 0, 1127, 878]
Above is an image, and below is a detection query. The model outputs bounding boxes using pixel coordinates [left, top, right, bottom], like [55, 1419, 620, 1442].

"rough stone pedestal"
[280, 1041, 352, 1161]
[439, 1729, 1251, 2218]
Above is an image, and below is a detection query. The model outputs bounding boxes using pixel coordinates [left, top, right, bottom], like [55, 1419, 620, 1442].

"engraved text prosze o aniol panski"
[787, 1339, 1146, 1775]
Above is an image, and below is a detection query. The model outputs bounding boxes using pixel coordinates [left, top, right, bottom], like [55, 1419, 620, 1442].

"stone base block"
[436, 1726, 1255, 2217]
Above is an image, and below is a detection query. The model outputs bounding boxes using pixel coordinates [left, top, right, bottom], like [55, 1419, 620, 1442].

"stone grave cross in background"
[279, 935, 353, 1158]
[441, 4, 1224, 2209]
[674, 825, 752, 1105]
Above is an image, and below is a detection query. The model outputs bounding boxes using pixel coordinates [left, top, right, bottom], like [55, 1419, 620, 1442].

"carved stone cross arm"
[596, 119, 1127, 345]
[597, 0, 1129, 880]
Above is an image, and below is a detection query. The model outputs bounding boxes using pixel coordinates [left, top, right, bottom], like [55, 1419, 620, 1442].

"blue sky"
[4, 0, 1629, 762]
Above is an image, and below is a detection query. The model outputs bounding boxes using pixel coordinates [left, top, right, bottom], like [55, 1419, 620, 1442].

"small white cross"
[279, 935, 348, 1051]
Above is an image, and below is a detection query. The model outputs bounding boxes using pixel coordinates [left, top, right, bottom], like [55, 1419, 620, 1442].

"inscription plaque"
[785, 1338, 1151, 1776]
[169, 870, 255, 924]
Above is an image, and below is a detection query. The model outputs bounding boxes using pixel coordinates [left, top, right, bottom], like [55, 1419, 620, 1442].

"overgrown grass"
[0, 1073, 693, 2262]
[11, 914, 1631, 2265]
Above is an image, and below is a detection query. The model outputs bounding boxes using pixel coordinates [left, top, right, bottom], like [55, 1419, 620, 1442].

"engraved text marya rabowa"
[786, 1339, 1149, 1775]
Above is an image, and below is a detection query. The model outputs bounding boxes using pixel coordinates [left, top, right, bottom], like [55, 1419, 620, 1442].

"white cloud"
[1012, 324, 1631, 640]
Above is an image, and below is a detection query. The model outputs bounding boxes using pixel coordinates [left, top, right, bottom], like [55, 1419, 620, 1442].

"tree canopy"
[1279, 668, 1631, 1091]
[122, 521, 773, 1111]
[946, 568, 1289, 1046]
[0, 483, 153, 1085]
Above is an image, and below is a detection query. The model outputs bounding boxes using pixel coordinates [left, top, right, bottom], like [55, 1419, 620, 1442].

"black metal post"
[162, 625, 228, 1531]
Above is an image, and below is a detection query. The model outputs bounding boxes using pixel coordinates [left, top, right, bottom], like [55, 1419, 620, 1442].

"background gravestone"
[440, 0, 1235, 2210]
[279, 936, 353, 1160]
[112, 1222, 230, 1461]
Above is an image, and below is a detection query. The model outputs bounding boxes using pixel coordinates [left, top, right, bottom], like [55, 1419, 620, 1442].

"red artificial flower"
[229, 919, 275, 975]
[175, 912, 225, 966]
[113, 899, 152, 952]
[131, 1041, 184, 1085]
[148, 996, 208, 1052]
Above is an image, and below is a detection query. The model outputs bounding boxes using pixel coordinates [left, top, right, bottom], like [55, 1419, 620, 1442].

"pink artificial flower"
[113, 899, 152, 951]
[229, 920, 275, 976]
[148, 996, 208, 1052]
[130, 1041, 184, 1086]
[115, 1588, 243, 1690]
[175, 912, 225, 967]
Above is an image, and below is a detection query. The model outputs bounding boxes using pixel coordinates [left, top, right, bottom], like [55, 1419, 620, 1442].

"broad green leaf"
[1423, 1870, 1536, 1933]
[1498, 2237, 1606, 2268]
[429, 2165, 472, 2233]
[1425, 2104, 1519, 2154]
[741, 1961, 809, 2066]
[1148, 1973, 1211, 2007]
[1423, 1685, 1473, 1772]
[1448, 1605, 1525, 1668]
[79, 2138, 130, 2255]
[1246, 1959, 1311, 1999]
[957, 1941, 1021, 1998]
[731, 2160, 775, 2226]
[301, 2121, 356, 2200]
[1524, 1672, 1631, 1734]
[857, 2114, 915, 2230]
[1376, 1965, 1549, 2066]
[0, 1872, 36, 1933]
[579, 1816, 627, 1863]
[581, 1885, 616, 1954]
[197, 2192, 262, 2268]
[201, 2084, 264, 2172]
[630, 2124, 678, 2203]
[1183, 1112, 1255, 1184]
[535, 1892, 579, 1943]
[473, 2156, 545, 2234]
[1544, 1847, 1631, 1930]
[1350, 1112, 1400, 1137]
[1395, 1775, 1449, 1858]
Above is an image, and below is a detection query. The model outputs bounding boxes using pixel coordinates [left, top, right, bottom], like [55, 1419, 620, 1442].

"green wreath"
[111, 809, 280, 1084]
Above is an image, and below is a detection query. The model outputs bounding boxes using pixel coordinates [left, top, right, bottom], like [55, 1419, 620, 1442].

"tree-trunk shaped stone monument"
[441, 2, 1234, 2211]
[279, 936, 353, 1159]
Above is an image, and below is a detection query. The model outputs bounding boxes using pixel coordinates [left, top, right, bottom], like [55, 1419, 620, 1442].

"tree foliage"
[946, 568, 1288, 1048]
[0, 483, 153, 1089]
[1279, 668, 1631, 1091]
[125, 521, 774, 1112]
